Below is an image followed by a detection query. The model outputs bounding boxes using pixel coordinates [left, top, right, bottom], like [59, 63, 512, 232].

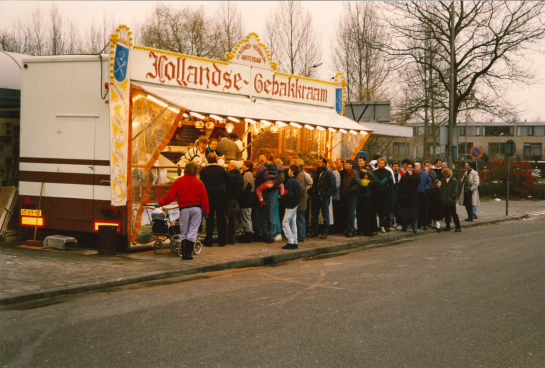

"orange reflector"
[20, 216, 45, 227]
[93, 221, 121, 233]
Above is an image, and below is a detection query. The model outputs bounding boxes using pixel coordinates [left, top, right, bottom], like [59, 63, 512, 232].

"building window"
[393, 142, 407, 156]
[459, 142, 473, 156]
[519, 126, 545, 136]
[517, 126, 533, 136]
[523, 143, 542, 159]
[488, 143, 505, 156]
[483, 126, 514, 136]
[413, 126, 425, 136]
[459, 126, 480, 136]
[426, 143, 441, 155]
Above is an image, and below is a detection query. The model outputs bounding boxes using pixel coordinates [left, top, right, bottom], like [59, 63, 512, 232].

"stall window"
[284, 127, 298, 152]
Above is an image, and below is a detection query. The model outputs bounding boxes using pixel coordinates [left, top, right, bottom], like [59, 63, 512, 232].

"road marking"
[527, 210, 545, 216]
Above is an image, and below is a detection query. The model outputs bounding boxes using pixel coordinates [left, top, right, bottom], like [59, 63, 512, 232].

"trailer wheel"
[153, 240, 163, 254]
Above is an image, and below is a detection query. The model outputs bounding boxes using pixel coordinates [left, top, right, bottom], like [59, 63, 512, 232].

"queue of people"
[158, 144, 481, 260]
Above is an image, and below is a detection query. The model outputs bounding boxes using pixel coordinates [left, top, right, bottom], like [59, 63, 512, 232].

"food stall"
[19, 25, 372, 248]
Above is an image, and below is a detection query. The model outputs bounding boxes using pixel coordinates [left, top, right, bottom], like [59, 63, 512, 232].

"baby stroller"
[192, 216, 206, 255]
[149, 205, 202, 256]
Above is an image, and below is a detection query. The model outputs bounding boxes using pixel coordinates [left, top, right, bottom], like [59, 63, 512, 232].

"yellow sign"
[21, 209, 42, 216]
[20, 216, 44, 227]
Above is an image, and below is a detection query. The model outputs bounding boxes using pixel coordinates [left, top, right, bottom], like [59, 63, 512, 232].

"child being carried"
[256, 162, 285, 208]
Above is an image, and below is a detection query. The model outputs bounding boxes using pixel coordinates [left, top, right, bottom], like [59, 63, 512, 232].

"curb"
[0, 214, 527, 306]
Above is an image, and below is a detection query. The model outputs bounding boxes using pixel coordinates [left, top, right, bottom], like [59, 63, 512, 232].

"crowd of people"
[158, 137, 481, 261]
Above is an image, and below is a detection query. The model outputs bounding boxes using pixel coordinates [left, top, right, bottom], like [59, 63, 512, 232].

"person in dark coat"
[428, 180, 443, 232]
[308, 156, 337, 239]
[238, 160, 255, 243]
[199, 153, 231, 247]
[391, 162, 403, 229]
[441, 168, 462, 232]
[341, 159, 362, 237]
[414, 162, 432, 230]
[357, 162, 376, 236]
[398, 162, 421, 233]
[225, 160, 244, 244]
[373, 157, 394, 233]
[432, 158, 444, 181]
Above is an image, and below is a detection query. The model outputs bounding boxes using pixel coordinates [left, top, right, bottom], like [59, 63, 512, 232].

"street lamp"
[498, 132, 504, 158]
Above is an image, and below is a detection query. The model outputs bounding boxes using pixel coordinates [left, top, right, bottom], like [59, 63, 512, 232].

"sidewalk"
[0, 200, 541, 305]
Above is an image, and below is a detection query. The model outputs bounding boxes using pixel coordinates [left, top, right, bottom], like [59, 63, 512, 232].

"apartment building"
[388, 121, 545, 162]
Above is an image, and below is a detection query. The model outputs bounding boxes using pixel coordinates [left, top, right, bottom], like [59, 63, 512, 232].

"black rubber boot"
[182, 240, 193, 260]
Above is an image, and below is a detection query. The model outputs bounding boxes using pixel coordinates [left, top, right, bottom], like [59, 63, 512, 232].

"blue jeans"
[262, 189, 278, 239]
[311, 196, 331, 235]
[344, 196, 358, 233]
[473, 206, 478, 217]
[276, 207, 281, 235]
[297, 211, 306, 240]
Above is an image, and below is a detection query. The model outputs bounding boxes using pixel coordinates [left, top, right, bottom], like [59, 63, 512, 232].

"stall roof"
[133, 82, 373, 132]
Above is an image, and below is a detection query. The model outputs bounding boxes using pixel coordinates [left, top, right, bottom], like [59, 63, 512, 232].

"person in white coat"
[458, 162, 480, 221]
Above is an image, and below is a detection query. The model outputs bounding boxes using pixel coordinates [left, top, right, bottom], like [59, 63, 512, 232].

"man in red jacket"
[157, 162, 209, 260]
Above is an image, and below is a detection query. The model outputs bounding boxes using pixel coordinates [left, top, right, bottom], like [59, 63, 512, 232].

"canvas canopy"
[132, 82, 373, 133]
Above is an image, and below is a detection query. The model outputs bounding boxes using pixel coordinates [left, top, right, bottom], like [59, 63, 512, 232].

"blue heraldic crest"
[114, 44, 129, 83]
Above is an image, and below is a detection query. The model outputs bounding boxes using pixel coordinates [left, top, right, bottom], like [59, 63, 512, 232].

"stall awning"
[132, 82, 373, 132]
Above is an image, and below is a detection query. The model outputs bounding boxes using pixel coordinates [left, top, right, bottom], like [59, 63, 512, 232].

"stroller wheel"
[193, 240, 202, 255]
[153, 240, 163, 254]
[176, 242, 182, 257]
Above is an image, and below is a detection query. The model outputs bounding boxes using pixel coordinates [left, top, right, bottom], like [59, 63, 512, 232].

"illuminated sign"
[20, 216, 45, 227]
[21, 209, 42, 216]
[93, 220, 121, 233]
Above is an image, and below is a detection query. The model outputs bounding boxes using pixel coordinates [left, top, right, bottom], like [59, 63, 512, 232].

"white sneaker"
[380, 227, 386, 233]
[397, 225, 402, 230]
[274, 234, 282, 241]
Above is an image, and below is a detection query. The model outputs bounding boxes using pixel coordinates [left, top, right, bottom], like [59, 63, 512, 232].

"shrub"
[479, 159, 538, 198]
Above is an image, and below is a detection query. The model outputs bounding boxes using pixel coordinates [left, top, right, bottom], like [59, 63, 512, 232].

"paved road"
[1, 214, 544, 367]
[1, 200, 540, 304]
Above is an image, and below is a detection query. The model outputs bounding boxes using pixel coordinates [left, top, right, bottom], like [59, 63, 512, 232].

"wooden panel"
[17, 196, 127, 235]
[20, 157, 110, 166]
[20, 171, 110, 186]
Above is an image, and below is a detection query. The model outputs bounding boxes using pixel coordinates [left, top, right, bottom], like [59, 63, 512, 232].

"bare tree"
[215, 2, 245, 60]
[0, 20, 31, 54]
[49, 4, 65, 55]
[383, 1, 545, 157]
[333, 2, 393, 101]
[140, 4, 221, 59]
[265, 1, 321, 77]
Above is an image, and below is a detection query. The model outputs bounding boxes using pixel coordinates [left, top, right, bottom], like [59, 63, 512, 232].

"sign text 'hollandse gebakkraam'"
[130, 33, 337, 108]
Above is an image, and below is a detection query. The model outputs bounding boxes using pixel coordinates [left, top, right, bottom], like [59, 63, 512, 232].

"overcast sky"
[2, 1, 545, 122]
